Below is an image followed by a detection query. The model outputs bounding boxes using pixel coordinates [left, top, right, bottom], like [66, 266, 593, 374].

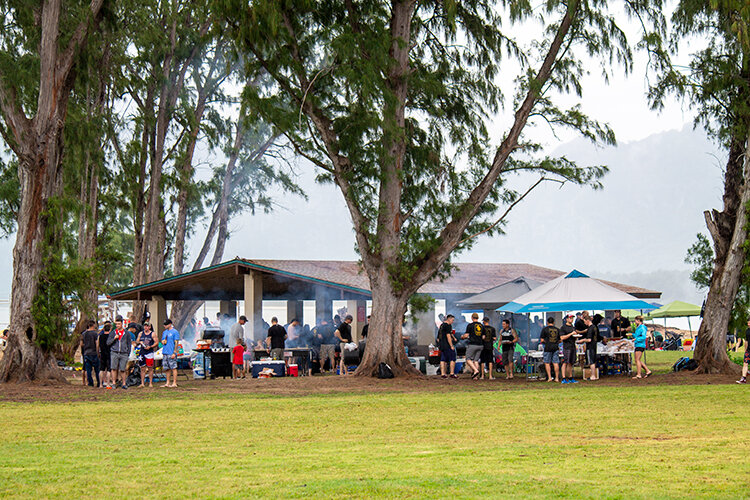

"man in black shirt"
[559, 314, 578, 384]
[266, 317, 287, 360]
[611, 310, 631, 338]
[576, 312, 599, 380]
[437, 314, 457, 378]
[539, 317, 561, 383]
[461, 312, 485, 380]
[737, 318, 750, 384]
[481, 317, 497, 380]
[335, 315, 354, 376]
[315, 319, 337, 374]
[80, 319, 100, 387]
[361, 315, 370, 339]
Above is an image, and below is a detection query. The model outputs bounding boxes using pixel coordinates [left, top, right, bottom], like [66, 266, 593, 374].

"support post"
[315, 286, 332, 325]
[286, 300, 304, 324]
[244, 272, 263, 342]
[148, 295, 167, 339]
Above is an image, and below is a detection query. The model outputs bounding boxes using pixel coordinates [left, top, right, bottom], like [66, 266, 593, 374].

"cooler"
[251, 360, 286, 378]
[288, 364, 299, 377]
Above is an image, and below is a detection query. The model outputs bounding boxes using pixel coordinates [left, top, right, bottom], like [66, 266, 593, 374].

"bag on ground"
[377, 362, 394, 379]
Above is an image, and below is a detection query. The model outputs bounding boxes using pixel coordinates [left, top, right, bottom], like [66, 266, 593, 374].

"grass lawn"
[0, 358, 748, 499]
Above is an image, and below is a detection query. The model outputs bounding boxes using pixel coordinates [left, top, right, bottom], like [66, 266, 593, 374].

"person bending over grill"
[266, 317, 287, 361]
[335, 315, 354, 376]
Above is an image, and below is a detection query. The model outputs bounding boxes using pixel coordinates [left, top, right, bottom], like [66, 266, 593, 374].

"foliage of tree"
[221, 0, 665, 375]
[652, 0, 750, 373]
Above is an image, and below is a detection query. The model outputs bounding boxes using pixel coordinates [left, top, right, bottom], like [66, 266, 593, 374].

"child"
[233, 338, 245, 379]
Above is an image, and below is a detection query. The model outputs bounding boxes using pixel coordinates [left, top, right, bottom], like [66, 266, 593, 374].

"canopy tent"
[497, 270, 655, 314]
[645, 300, 702, 333]
[456, 276, 543, 310]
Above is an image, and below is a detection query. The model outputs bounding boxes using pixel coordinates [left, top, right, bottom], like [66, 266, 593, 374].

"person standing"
[335, 315, 354, 376]
[107, 316, 134, 389]
[233, 338, 246, 379]
[559, 315, 578, 384]
[361, 315, 371, 339]
[576, 312, 599, 381]
[632, 315, 652, 379]
[480, 317, 497, 380]
[461, 313, 485, 380]
[161, 319, 180, 388]
[499, 319, 518, 380]
[98, 321, 112, 389]
[135, 323, 157, 387]
[266, 317, 287, 361]
[539, 317, 561, 383]
[611, 310, 631, 338]
[80, 319, 100, 387]
[229, 315, 247, 348]
[438, 314, 457, 379]
[737, 319, 750, 384]
[315, 319, 337, 374]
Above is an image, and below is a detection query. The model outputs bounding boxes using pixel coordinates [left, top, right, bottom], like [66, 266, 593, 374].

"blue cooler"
[251, 360, 286, 378]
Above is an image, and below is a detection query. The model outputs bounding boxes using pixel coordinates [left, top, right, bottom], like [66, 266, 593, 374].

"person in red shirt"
[232, 338, 246, 379]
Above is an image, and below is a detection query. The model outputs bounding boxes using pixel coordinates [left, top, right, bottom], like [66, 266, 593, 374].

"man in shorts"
[480, 317, 497, 380]
[266, 317, 287, 361]
[334, 315, 354, 376]
[461, 313, 484, 380]
[107, 316, 134, 389]
[161, 319, 180, 388]
[315, 318, 336, 374]
[737, 318, 750, 384]
[559, 314, 578, 384]
[539, 317, 561, 383]
[437, 314, 457, 378]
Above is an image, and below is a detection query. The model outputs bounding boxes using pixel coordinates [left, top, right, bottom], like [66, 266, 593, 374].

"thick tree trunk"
[354, 283, 420, 377]
[693, 132, 750, 374]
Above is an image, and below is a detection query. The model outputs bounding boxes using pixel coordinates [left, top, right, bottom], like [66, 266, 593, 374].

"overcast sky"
[0, 6, 719, 309]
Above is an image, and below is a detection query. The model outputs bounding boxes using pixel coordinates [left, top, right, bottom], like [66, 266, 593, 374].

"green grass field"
[0, 350, 747, 499]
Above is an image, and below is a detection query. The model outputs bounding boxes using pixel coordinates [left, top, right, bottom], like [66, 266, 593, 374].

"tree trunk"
[693, 132, 750, 374]
[354, 278, 420, 377]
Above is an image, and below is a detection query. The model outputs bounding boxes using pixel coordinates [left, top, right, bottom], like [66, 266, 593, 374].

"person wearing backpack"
[631, 315, 652, 379]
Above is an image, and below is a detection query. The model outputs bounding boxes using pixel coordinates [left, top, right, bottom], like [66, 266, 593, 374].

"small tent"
[645, 300, 702, 333]
[497, 270, 655, 313]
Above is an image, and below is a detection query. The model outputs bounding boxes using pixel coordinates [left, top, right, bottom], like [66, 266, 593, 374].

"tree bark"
[693, 131, 750, 374]
[0, 0, 105, 383]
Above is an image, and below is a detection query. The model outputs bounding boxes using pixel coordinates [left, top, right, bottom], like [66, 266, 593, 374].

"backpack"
[684, 358, 699, 371]
[672, 357, 690, 372]
[377, 362, 394, 379]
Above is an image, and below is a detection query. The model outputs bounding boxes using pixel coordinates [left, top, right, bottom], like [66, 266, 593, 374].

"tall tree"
[222, 0, 664, 376]
[651, 0, 750, 373]
[0, 0, 106, 382]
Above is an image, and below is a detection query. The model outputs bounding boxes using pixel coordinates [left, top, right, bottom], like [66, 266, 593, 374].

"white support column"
[148, 295, 167, 339]
[244, 272, 263, 342]
[346, 299, 367, 341]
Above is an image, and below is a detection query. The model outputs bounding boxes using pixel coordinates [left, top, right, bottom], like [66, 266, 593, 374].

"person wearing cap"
[161, 319, 180, 388]
[539, 317, 561, 383]
[611, 310, 631, 339]
[480, 317, 497, 380]
[107, 316, 135, 389]
[230, 315, 247, 348]
[559, 314, 578, 384]
[335, 315, 354, 376]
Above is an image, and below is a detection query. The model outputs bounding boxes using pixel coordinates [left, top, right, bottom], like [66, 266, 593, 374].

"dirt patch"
[0, 369, 740, 403]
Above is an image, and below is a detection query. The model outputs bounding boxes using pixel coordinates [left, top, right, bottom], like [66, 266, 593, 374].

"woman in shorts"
[632, 316, 652, 379]
[136, 323, 157, 387]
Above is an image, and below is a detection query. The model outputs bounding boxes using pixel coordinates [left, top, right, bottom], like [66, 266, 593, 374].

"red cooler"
[288, 364, 299, 377]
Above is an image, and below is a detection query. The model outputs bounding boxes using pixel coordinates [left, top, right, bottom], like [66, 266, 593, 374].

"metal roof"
[110, 258, 661, 301]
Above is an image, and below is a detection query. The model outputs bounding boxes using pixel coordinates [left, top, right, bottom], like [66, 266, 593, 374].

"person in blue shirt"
[161, 319, 181, 388]
[632, 316, 652, 379]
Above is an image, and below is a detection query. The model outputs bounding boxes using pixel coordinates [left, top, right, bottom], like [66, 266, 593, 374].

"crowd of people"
[78, 313, 181, 389]
[434, 310, 653, 383]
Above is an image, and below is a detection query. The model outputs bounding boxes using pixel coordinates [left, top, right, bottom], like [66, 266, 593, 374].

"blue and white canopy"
[496, 270, 655, 313]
